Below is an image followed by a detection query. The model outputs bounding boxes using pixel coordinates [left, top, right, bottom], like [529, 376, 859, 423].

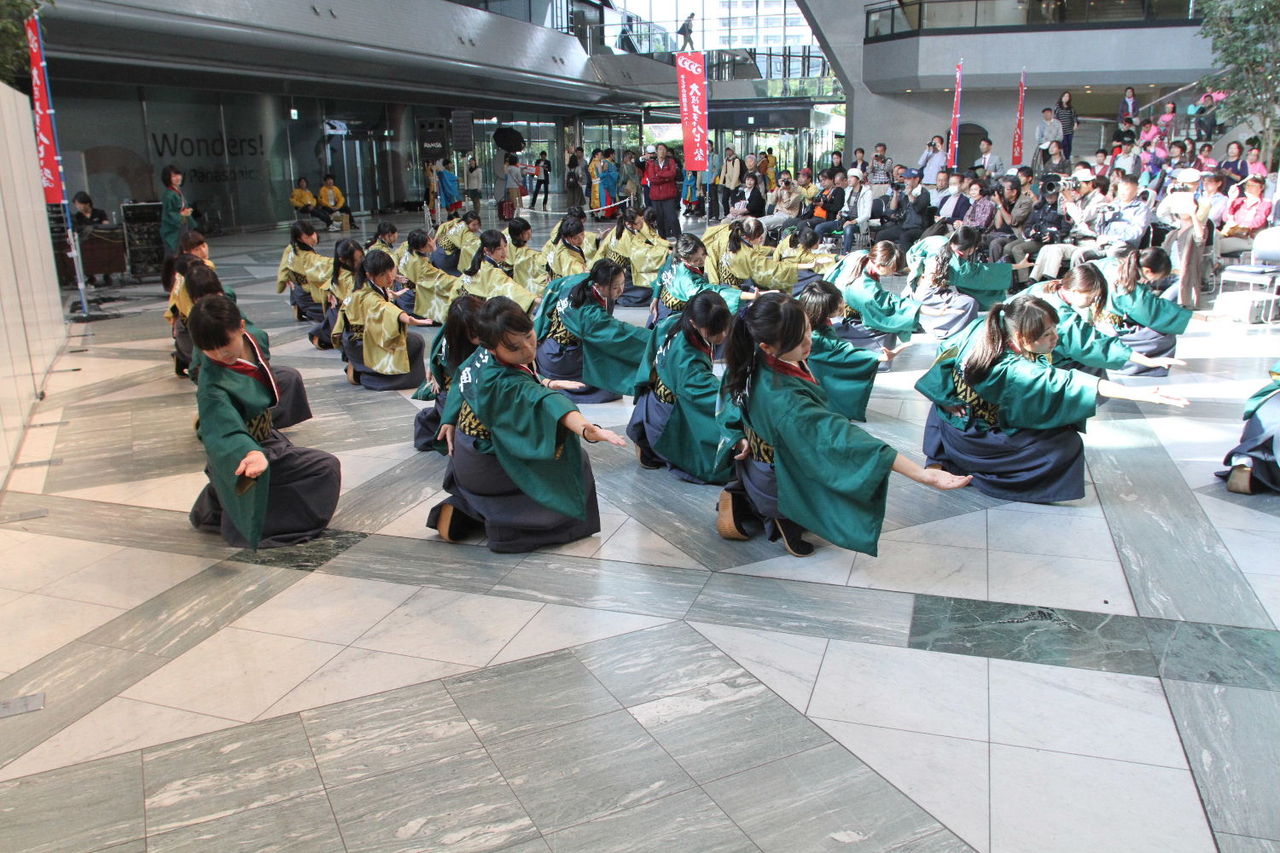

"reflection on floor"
[1, 213, 1279, 852]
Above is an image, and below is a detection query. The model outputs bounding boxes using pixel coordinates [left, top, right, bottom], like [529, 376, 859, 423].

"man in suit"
[973, 138, 1004, 180]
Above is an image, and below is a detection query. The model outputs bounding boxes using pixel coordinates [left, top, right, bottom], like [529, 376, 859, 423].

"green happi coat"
[633, 314, 730, 484]
[651, 257, 744, 312]
[559, 295, 650, 394]
[829, 254, 922, 337]
[914, 318, 1100, 434]
[719, 360, 899, 555]
[807, 326, 881, 421]
[908, 235, 1011, 310]
[412, 327, 450, 402]
[1091, 258, 1193, 336]
[195, 342, 277, 548]
[442, 348, 587, 519]
[1020, 283, 1133, 370]
[533, 274, 588, 340]
[1244, 360, 1280, 421]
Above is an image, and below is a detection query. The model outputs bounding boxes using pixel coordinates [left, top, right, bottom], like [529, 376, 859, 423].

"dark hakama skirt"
[189, 430, 341, 549]
[923, 407, 1085, 503]
[918, 290, 979, 341]
[394, 289, 416, 314]
[432, 432, 601, 553]
[290, 286, 325, 324]
[724, 458, 783, 539]
[652, 300, 678, 327]
[173, 321, 193, 373]
[535, 337, 621, 404]
[1116, 325, 1177, 377]
[430, 247, 462, 277]
[625, 389, 710, 484]
[413, 387, 447, 452]
[341, 330, 426, 392]
[615, 272, 653, 307]
[268, 366, 313, 429]
[832, 320, 896, 373]
[1220, 393, 1280, 493]
[309, 305, 338, 350]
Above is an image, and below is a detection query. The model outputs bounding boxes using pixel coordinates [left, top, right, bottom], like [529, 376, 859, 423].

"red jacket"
[645, 157, 679, 201]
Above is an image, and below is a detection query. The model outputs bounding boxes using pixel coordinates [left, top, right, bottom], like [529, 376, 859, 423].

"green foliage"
[0, 1, 45, 85]
[1198, 0, 1280, 161]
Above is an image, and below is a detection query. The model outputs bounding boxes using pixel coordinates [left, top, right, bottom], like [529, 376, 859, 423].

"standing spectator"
[1054, 91, 1079, 159]
[917, 136, 947, 185]
[464, 155, 484, 220]
[424, 160, 439, 226]
[705, 146, 722, 220]
[677, 13, 695, 50]
[831, 150, 844, 171]
[438, 159, 463, 218]
[645, 142, 681, 238]
[1036, 107, 1064, 169]
[289, 178, 331, 228]
[1192, 94, 1217, 142]
[641, 144, 656, 207]
[317, 174, 352, 231]
[972, 137, 1004, 178]
[717, 146, 745, 222]
[160, 163, 193, 264]
[849, 148, 869, 180]
[502, 153, 523, 220]
[530, 150, 552, 211]
[867, 142, 894, 196]
[619, 150, 640, 210]
[565, 152, 585, 209]
[1116, 86, 1139, 124]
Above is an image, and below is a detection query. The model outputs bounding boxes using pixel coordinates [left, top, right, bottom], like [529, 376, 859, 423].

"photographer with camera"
[917, 135, 948, 185]
[816, 172, 873, 253]
[999, 181, 1070, 288]
[986, 176, 1037, 262]
[1029, 169, 1112, 280]
[878, 169, 932, 251]
[1068, 174, 1152, 266]
[760, 172, 804, 231]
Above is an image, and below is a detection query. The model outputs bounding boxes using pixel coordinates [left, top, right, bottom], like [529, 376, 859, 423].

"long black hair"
[474, 296, 533, 350]
[443, 294, 485, 372]
[671, 290, 731, 348]
[333, 238, 366, 290]
[362, 248, 397, 282]
[508, 217, 532, 249]
[184, 264, 225, 302]
[964, 297, 1059, 385]
[289, 220, 318, 252]
[614, 206, 642, 239]
[788, 225, 820, 252]
[723, 293, 809, 404]
[568, 259, 625, 307]
[555, 217, 586, 247]
[365, 221, 398, 251]
[929, 225, 981, 293]
[406, 229, 431, 256]
[726, 217, 765, 253]
[796, 280, 842, 330]
[464, 230, 508, 276]
[187, 293, 241, 352]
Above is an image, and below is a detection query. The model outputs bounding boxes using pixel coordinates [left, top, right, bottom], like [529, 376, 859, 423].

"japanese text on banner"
[676, 52, 709, 171]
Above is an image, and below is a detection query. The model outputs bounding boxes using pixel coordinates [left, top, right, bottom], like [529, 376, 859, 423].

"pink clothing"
[1248, 161, 1268, 177]
[1224, 195, 1273, 231]
[1198, 156, 1218, 170]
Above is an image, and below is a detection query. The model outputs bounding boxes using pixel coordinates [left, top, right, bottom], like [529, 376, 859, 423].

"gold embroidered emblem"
[245, 410, 273, 442]
[744, 426, 775, 464]
[457, 401, 491, 440]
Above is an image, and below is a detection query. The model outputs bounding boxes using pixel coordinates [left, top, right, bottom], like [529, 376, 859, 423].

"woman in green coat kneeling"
[716, 294, 971, 558]
[430, 297, 627, 553]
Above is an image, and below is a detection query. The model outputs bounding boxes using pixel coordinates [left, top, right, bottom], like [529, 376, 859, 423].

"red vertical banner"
[1012, 69, 1026, 166]
[26, 15, 64, 205]
[676, 52, 709, 170]
[947, 60, 963, 169]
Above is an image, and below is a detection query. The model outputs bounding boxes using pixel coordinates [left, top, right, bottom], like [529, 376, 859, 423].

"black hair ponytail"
[464, 229, 507, 277]
[673, 290, 731, 346]
[964, 297, 1058, 385]
[723, 293, 808, 405]
[569, 259, 624, 307]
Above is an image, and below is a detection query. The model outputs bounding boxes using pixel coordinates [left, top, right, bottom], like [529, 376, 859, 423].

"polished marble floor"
[1, 212, 1279, 852]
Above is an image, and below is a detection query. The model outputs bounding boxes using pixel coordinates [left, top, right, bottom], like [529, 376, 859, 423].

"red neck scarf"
[226, 333, 279, 400]
[763, 352, 817, 384]
[590, 286, 608, 309]
[684, 327, 713, 357]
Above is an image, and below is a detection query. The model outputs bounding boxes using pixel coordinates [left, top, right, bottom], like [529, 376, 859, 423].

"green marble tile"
[1216, 834, 1280, 853]
[230, 529, 367, 569]
[0, 752, 144, 853]
[1146, 619, 1280, 691]
[908, 595, 1158, 676]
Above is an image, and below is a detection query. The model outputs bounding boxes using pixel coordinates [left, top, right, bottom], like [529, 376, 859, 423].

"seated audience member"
[1000, 183, 1069, 287]
[1030, 171, 1111, 280]
[71, 191, 109, 234]
[1219, 175, 1273, 256]
[289, 177, 332, 227]
[760, 175, 804, 230]
[924, 172, 971, 236]
[1068, 174, 1151, 266]
[316, 174, 352, 231]
[877, 169, 931, 251]
[986, 176, 1037, 262]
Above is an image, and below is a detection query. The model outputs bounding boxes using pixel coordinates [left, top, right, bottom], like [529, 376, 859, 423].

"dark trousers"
[295, 205, 332, 226]
[652, 197, 680, 239]
[530, 179, 550, 209]
[878, 224, 923, 252]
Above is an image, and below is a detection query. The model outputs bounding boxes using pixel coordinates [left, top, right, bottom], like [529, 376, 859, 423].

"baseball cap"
[645, 144, 656, 153]
[903, 168, 921, 179]
[1176, 168, 1202, 184]
[1071, 167, 1095, 182]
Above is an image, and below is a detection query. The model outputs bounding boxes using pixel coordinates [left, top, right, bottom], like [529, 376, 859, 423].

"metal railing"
[865, 0, 1200, 40]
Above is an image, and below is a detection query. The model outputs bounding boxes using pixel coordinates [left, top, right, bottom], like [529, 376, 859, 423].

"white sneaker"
[328, 223, 341, 232]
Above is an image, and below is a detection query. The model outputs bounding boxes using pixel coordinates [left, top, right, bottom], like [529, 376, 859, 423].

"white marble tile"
[1196, 494, 1280, 536]
[231, 572, 418, 645]
[881, 509, 988, 550]
[1244, 573, 1280, 629]
[809, 641, 988, 740]
[1220, 528, 1280, 576]
[989, 745, 1216, 853]
[0, 588, 25, 607]
[989, 659, 1186, 768]
[688, 621, 828, 712]
[0, 697, 234, 783]
[0, 533, 126, 592]
[260, 647, 472, 718]
[535, 511, 629, 559]
[848, 541, 988, 599]
[372, 493, 442, 540]
[989, 482, 1104, 518]
[593, 518, 706, 569]
[333, 451, 406, 495]
[353, 587, 543, 666]
[123, 627, 344, 721]
[986, 508, 1118, 562]
[0, 528, 38, 554]
[722, 546, 856, 586]
[0, 593, 125, 672]
[489, 604, 670, 665]
[120, 472, 210, 512]
[821, 719, 990, 853]
[986, 549, 1137, 615]
[38, 549, 216, 610]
